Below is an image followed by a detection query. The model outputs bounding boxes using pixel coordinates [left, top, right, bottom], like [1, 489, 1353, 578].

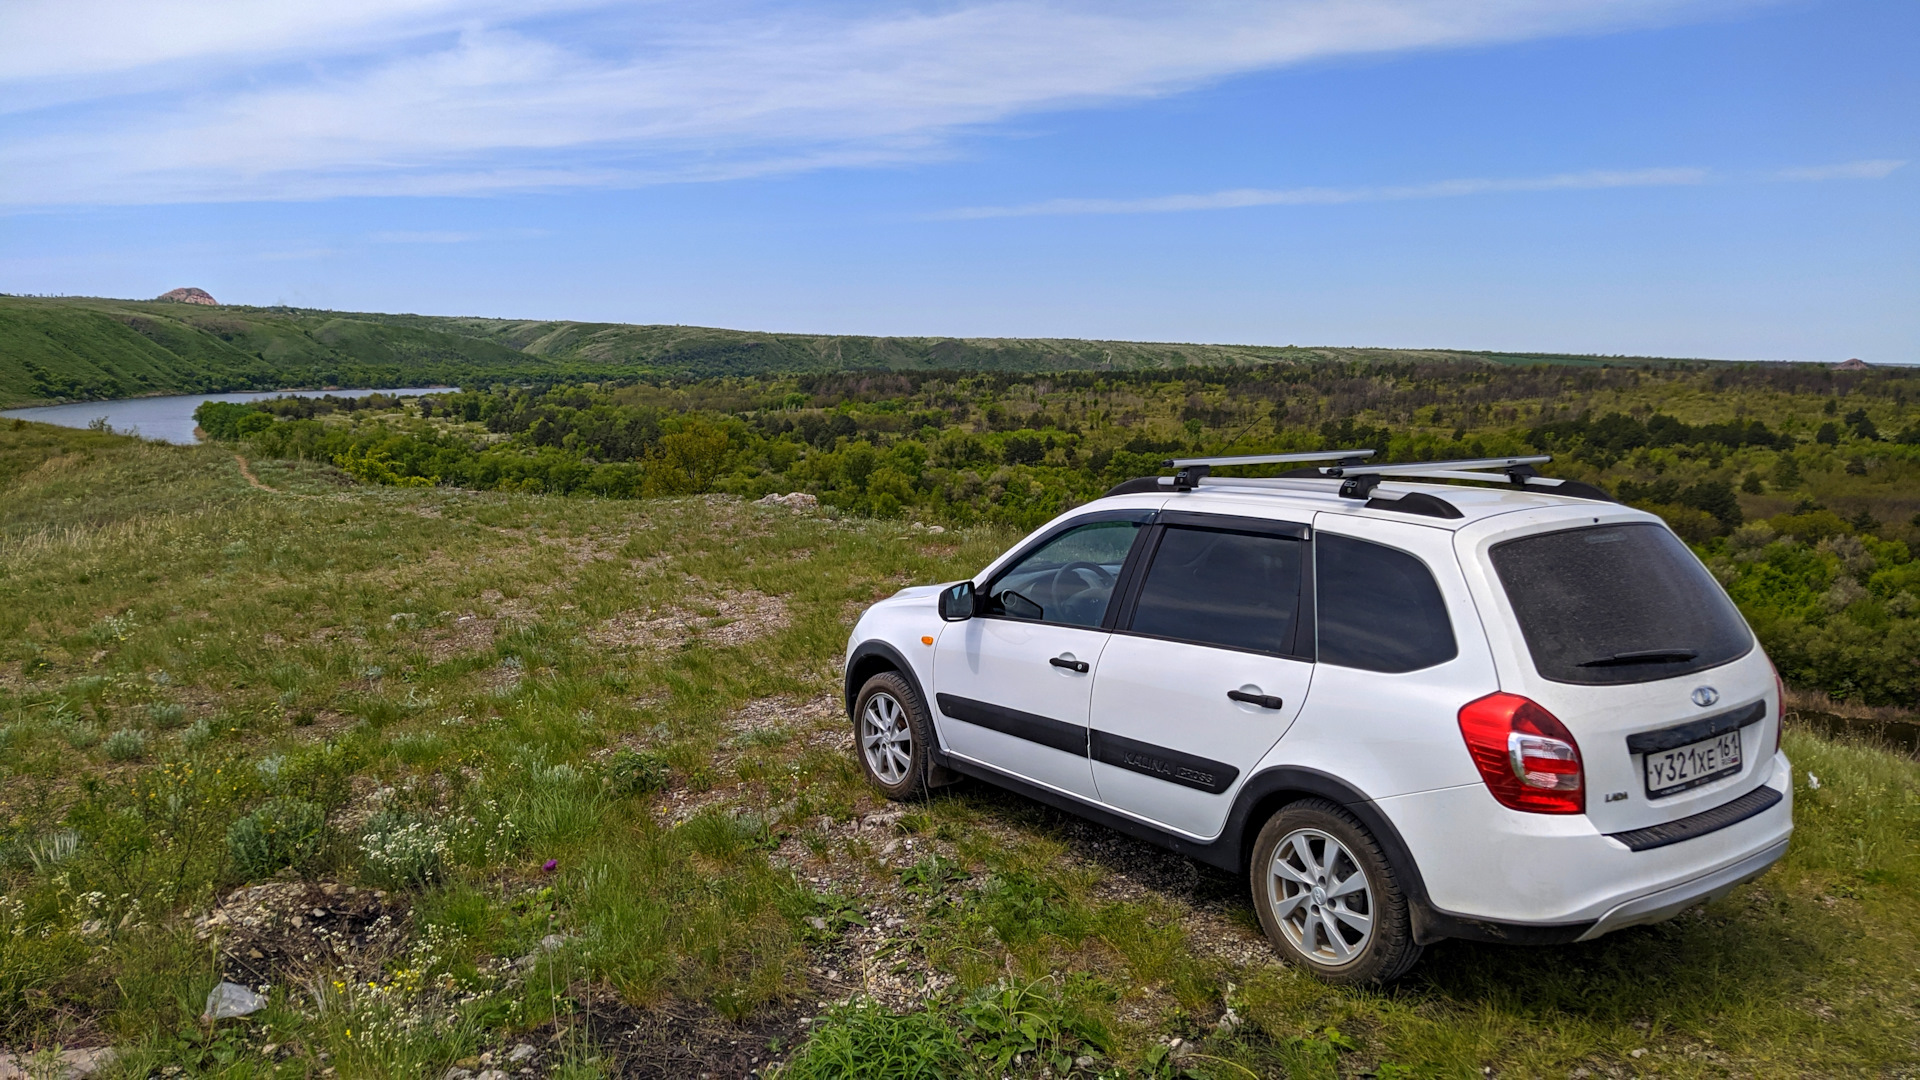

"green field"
[2, 293, 1729, 409]
[2, 422, 1917, 1078]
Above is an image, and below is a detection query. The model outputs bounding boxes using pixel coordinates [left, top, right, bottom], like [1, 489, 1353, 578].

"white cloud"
[938, 168, 1713, 218]
[0, 0, 1766, 206]
[1774, 159, 1906, 181]
[937, 159, 1909, 219]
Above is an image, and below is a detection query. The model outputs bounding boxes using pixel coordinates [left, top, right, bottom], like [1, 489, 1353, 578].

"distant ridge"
[0, 293, 1741, 409]
[156, 287, 218, 306]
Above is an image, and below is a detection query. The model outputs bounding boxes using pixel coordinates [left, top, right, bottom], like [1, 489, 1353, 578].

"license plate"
[1643, 730, 1742, 798]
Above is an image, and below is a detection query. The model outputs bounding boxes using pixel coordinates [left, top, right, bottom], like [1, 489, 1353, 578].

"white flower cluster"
[360, 814, 450, 886]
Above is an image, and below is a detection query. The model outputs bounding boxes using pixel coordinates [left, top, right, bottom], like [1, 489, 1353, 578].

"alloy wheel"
[1268, 827, 1375, 966]
[860, 691, 913, 785]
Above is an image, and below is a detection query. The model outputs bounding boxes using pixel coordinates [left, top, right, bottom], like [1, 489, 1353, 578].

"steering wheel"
[1048, 560, 1115, 607]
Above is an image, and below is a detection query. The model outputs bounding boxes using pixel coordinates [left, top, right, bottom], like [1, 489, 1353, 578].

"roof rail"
[1157, 448, 1376, 490]
[1306, 454, 1616, 503]
[1099, 451, 1617, 506]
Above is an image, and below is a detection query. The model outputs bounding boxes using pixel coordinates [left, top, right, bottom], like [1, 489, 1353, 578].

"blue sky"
[0, 0, 1913, 362]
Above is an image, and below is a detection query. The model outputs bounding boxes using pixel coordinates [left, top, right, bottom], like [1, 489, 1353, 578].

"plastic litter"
[203, 981, 267, 1020]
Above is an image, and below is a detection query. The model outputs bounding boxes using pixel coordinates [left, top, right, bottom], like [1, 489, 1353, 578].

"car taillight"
[1458, 693, 1585, 814]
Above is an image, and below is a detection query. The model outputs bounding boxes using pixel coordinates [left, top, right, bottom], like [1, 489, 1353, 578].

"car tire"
[852, 670, 949, 800]
[1249, 798, 1423, 985]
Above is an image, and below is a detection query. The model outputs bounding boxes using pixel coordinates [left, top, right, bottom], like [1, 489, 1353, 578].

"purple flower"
[541, 859, 558, 873]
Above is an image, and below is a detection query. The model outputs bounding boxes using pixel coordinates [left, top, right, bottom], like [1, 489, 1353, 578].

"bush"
[145, 703, 188, 730]
[227, 797, 328, 879]
[102, 728, 148, 761]
[180, 718, 214, 751]
[602, 748, 670, 796]
[360, 810, 450, 887]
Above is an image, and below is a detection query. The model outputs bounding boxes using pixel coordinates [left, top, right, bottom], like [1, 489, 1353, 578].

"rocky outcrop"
[156, 287, 218, 305]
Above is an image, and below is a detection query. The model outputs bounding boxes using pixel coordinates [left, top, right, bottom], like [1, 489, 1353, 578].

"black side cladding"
[934, 693, 1089, 756]
[1088, 729, 1240, 794]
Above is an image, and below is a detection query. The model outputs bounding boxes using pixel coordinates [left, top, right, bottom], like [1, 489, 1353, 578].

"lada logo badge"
[1691, 686, 1720, 708]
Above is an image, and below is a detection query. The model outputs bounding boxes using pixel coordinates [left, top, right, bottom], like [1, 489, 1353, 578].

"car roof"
[1086, 475, 1615, 532]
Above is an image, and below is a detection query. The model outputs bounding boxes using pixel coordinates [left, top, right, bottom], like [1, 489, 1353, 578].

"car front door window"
[986, 520, 1142, 629]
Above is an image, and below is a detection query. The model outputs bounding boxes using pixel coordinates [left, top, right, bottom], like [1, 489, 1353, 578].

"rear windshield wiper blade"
[1578, 648, 1700, 667]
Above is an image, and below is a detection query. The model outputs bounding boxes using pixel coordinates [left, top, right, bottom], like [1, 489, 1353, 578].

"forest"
[195, 359, 1920, 708]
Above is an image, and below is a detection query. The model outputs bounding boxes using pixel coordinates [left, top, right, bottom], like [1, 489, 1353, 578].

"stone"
[204, 981, 267, 1020]
[508, 1044, 537, 1064]
[755, 492, 819, 511]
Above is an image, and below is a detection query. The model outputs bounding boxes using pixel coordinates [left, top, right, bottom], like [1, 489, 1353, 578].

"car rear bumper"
[1575, 834, 1788, 940]
[1380, 750, 1793, 936]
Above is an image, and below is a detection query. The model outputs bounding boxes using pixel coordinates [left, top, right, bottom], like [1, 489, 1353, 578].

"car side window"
[1126, 527, 1304, 655]
[985, 520, 1142, 628]
[1316, 534, 1457, 673]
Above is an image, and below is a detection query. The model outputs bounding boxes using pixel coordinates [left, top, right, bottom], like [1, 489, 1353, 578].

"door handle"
[1049, 656, 1090, 673]
[1228, 690, 1284, 710]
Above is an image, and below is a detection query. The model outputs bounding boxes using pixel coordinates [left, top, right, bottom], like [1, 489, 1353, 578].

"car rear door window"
[1316, 535, 1457, 673]
[1490, 522, 1752, 685]
[1126, 527, 1305, 655]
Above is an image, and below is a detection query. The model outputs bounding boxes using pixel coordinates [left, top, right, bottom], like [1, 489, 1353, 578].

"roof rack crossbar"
[1320, 455, 1550, 478]
[1161, 449, 1377, 469]
[1161, 448, 1377, 491]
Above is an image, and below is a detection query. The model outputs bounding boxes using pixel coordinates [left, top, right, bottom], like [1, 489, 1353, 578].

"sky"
[0, 0, 1914, 363]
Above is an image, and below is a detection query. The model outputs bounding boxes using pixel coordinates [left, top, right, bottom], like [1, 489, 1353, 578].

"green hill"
[1, 293, 1712, 408]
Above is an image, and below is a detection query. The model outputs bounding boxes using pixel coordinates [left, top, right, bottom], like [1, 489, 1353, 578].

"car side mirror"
[938, 580, 977, 622]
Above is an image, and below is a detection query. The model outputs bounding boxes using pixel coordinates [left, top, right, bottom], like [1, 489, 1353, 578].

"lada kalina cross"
[843, 453, 1792, 984]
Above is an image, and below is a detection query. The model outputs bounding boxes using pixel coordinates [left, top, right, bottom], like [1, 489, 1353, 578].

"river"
[0, 388, 445, 446]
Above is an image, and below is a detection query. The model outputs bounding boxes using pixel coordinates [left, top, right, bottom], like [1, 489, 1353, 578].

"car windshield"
[1490, 522, 1752, 685]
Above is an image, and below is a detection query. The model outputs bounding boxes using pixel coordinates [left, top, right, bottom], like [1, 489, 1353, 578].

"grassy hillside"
[2, 293, 1724, 409]
[0, 296, 554, 407]
[2, 423, 1917, 1077]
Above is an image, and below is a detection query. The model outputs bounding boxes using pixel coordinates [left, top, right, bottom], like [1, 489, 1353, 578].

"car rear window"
[1490, 522, 1752, 685]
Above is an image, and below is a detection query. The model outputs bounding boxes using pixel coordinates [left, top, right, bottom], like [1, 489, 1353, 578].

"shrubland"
[0, 421, 1916, 1078]
[198, 361, 1920, 707]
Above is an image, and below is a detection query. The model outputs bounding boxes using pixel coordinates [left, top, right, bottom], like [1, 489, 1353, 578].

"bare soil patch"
[589, 590, 790, 653]
[196, 882, 410, 986]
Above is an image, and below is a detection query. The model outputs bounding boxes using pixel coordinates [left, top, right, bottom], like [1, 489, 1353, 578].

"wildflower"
[542, 859, 558, 873]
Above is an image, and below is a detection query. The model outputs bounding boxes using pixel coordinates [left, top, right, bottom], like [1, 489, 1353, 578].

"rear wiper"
[1578, 648, 1699, 667]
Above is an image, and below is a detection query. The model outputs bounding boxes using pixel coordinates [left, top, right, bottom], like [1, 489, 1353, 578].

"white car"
[843, 452, 1792, 984]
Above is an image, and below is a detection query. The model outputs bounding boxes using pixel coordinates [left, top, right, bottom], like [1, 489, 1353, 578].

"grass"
[0, 421, 1915, 1077]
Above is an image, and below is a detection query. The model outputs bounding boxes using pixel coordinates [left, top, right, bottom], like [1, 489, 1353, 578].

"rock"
[539, 933, 568, 951]
[204, 980, 267, 1020]
[1630, 1048, 1648, 1058]
[1075, 1056, 1096, 1068]
[0, 1048, 118, 1079]
[755, 492, 819, 511]
[805, 916, 829, 931]
[442, 1069, 474, 1080]
[926, 525, 945, 534]
[476, 1071, 510, 1080]
[508, 1044, 537, 1064]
